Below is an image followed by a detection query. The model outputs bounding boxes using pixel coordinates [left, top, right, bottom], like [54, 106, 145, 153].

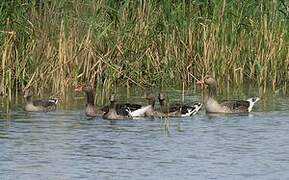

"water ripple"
[1, 96, 289, 179]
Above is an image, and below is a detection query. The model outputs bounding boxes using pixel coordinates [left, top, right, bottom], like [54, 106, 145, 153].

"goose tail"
[49, 98, 58, 105]
[181, 103, 203, 117]
[247, 97, 260, 112]
[191, 102, 203, 116]
[125, 107, 133, 118]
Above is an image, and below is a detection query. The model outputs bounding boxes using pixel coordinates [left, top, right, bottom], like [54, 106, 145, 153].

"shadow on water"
[1, 88, 289, 179]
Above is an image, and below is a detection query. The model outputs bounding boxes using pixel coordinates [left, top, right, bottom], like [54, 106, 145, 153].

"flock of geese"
[23, 76, 260, 120]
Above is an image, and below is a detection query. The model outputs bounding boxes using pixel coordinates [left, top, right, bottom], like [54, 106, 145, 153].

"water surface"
[1, 91, 289, 179]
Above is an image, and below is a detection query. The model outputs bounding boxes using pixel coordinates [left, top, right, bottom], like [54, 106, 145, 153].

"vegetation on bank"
[1, 0, 289, 99]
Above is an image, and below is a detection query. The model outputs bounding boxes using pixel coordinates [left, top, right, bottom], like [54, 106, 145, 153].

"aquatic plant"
[1, 0, 289, 100]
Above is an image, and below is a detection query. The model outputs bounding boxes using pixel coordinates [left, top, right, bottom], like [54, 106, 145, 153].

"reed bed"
[1, 0, 289, 100]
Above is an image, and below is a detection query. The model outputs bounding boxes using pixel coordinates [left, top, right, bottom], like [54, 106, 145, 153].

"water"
[1, 91, 289, 180]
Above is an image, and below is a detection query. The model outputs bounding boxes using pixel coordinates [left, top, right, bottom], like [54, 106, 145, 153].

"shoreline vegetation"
[1, 0, 289, 101]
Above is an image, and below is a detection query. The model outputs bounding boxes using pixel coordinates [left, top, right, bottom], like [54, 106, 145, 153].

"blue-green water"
[1, 91, 289, 179]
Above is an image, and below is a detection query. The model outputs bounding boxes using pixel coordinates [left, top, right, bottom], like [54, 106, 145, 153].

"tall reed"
[0, 0, 289, 100]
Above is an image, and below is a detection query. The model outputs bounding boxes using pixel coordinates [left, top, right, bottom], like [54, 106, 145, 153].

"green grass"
[1, 0, 289, 99]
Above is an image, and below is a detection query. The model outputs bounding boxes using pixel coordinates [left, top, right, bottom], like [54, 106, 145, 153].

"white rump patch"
[130, 105, 151, 117]
[181, 103, 203, 117]
[49, 98, 58, 104]
[246, 97, 260, 112]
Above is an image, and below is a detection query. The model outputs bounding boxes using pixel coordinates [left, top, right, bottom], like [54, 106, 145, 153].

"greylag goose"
[101, 101, 142, 117]
[74, 83, 105, 117]
[23, 88, 58, 112]
[157, 93, 202, 117]
[75, 82, 143, 117]
[197, 76, 260, 113]
[129, 94, 156, 117]
[102, 95, 132, 120]
[101, 94, 156, 117]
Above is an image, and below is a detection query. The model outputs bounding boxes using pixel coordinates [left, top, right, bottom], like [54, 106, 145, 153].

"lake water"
[1, 90, 289, 180]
